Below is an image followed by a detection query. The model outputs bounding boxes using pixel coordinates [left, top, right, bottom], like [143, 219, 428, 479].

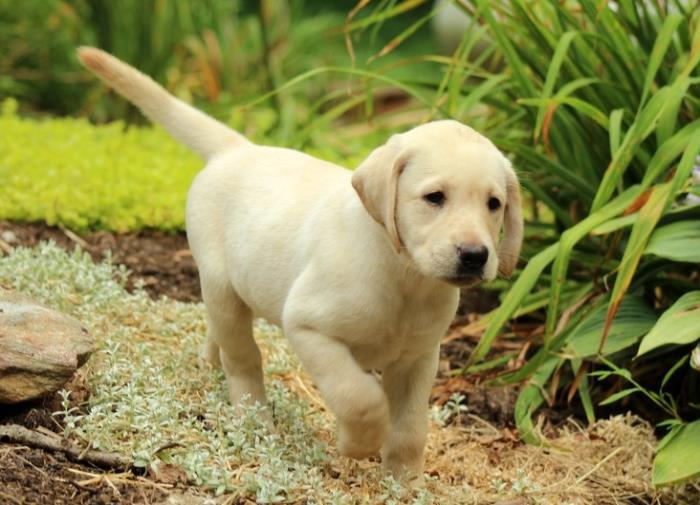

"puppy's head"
[352, 120, 523, 286]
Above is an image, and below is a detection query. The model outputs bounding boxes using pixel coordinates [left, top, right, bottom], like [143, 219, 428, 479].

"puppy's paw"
[337, 387, 390, 459]
[381, 440, 425, 484]
[338, 420, 390, 459]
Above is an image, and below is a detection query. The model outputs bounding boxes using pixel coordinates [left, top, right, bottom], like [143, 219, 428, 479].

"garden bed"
[0, 225, 697, 504]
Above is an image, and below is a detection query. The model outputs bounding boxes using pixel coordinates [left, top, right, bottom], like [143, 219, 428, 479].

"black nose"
[458, 244, 488, 273]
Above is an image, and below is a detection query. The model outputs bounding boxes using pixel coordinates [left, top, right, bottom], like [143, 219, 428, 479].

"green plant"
[331, 0, 700, 489]
[421, 0, 700, 487]
[0, 98, 200, 231]
[0, 0, 433, 130]
[0, 0, 88, 114]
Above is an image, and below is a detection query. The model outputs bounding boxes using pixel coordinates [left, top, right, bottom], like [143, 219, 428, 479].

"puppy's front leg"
[381, 346, 440, 483]
[286, 326, 390, 459]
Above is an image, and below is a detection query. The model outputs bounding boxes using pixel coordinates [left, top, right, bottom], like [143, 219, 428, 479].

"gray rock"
[0, 290, 94, 404]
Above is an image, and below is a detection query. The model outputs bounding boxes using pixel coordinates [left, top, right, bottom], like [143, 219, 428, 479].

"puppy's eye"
[487, 197, 501, 211]
[424, 191, 445, 206]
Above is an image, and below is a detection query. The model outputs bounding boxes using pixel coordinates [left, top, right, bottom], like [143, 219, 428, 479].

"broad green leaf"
[567, 296, 656, 358]
[645, 220, 700, 262]
[637, 291, 700, 356]
[653, 419, 700, 486]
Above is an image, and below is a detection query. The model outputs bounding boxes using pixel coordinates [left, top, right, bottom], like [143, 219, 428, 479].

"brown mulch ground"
[0, 221, 200, 303]
[0, 446, 168, 505]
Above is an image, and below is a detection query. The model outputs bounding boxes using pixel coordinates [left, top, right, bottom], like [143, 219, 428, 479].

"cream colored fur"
[78, 46, 523, 483]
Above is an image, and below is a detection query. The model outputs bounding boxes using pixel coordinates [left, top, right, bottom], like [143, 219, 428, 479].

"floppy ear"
[351, 138, 407, 252]
[498, 161, 524, 278]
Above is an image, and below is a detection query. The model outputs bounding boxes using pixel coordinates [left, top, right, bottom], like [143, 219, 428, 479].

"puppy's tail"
[77, 46, 249, 160]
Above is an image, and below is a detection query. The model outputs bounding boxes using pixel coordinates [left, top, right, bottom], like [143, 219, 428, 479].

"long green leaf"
[640, 14, 683, 107]
[603, 137, 700, 351]
[592, 84, 674, 212]
[571, 359, 596, 423]
[534, 31, 579, 141]
[467, 244, 559, 366]
[496, 139, 595, 199]
[343, 0, 426, 32]
[474, 0, 536, 96]
[514, 357, 559, 445]
[519, 96, 609, 129]
[242, 65, 436, 113]
[591, 213, 637, 235]
[641, 118, 700, 187]
[598, 387, 639, 406]
[546, 185, 644, 338]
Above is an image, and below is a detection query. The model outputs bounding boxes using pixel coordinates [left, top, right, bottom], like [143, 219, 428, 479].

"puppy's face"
[352, 120, 523, 286]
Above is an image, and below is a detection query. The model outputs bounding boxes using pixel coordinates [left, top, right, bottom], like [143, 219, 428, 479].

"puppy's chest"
[347, 301, 447, 370]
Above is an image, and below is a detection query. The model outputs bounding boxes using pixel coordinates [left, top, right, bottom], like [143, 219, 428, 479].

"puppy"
[78, 47, 523, 482]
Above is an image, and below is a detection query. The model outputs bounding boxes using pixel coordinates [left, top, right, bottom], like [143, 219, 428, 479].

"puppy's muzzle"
[458, 243, 488, 272]
[447, 244, 488, 285]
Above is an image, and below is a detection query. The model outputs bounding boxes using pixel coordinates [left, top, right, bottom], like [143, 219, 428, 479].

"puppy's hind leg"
[200, 278, 267, 408]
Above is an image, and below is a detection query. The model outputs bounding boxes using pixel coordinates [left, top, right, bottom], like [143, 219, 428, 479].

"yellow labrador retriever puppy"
[78, 47, 523, 482]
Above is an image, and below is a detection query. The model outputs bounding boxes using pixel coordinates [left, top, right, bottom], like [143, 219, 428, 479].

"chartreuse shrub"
[0, 99, 199, 231]
[0, 98, 379, 232]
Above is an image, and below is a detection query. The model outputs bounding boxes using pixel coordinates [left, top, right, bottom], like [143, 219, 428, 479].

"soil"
[0, 446, 168, 505]
[0, 221, 506, 311]
[0, 221, 200, 303]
